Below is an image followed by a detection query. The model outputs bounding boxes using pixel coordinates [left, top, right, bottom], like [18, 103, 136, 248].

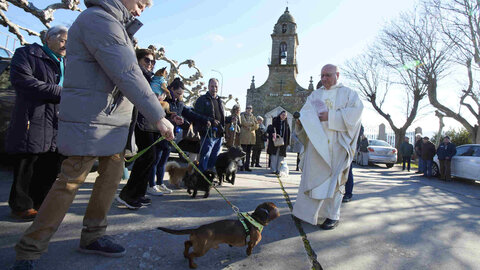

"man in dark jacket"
[400, 136, 414, 171]
[12, 0, 174, 269]
[6, 26, 68, 222]
[194, 78, 225, 172]
[421, 136, 436, 177]
[437, 136, 457, 181]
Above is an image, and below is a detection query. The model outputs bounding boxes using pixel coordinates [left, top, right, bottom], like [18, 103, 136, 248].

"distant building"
[246, 7, 314, 126]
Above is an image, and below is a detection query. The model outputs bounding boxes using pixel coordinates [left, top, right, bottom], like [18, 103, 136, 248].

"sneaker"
[138, 196, 151, 206]
[158, 184, 172, 194]
[116, 195, 141, 210]
[11, 209, 37, 222]
[78, 235, 126, 257]
[147, 186, 164, 196]
[10, 260, 36, 270]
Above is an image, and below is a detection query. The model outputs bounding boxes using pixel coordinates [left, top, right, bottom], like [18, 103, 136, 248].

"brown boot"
[11, 208, 37, 221]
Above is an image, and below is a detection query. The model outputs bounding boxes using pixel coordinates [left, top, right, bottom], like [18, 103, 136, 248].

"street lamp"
[211, 69, 224, 97]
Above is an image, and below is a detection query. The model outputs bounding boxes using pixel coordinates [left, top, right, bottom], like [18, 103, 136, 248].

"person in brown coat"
[420, 136, 436, 177]
[239, 105, 258, 171]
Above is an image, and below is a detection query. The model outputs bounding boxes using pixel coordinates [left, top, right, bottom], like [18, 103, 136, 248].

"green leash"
[126, 136, 241, 214]
[126, 136, 264, 236]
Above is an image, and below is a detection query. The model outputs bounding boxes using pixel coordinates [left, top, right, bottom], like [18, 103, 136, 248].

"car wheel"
[386, 163, 394, 168]
[432, 163, 439, 177]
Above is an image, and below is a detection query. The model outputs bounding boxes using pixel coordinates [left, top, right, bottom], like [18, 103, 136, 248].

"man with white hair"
[11, 0, 173, 269]
[6, 25, 68, 222]
[292, 64, 363, 230]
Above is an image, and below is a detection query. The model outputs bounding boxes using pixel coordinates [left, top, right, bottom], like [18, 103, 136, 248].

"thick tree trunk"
[394, 129, 406, 163]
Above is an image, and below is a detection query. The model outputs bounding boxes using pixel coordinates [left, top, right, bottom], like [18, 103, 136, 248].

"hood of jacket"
[85, 0, 133, 26]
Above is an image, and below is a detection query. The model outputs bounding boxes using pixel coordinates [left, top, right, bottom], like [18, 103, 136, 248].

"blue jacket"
[166, 96, 209, 133]
[6, 43, 63, 154]
[437, 142, 457, 160]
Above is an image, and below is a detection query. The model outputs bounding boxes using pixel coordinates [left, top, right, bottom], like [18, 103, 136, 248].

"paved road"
[0, 153, 479, 270]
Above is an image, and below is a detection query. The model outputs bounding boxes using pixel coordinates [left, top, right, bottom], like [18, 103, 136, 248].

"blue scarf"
[42, 44, 65, 87]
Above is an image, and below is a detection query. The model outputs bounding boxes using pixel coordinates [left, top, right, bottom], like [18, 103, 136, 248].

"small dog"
[215, 146, 246, 185]
[182, 162, 215, 198]
[158, 202, 279, 269]
[278, 161, 289, 178]
[166, 161, 189, 188]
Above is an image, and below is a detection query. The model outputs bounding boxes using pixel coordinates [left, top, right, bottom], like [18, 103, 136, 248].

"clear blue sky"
[5, 0, 467, 135]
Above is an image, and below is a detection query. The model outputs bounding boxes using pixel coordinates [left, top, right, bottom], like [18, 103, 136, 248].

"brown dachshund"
[158, 202, 280, 269]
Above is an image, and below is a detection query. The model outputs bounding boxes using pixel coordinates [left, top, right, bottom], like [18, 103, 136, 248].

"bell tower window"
[282, 24, 287, 33]
[279, 42, 287, 65]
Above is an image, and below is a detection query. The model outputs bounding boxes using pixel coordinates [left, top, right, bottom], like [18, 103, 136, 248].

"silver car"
[433, 144, 480, 181]
[367, 139, 397, 168]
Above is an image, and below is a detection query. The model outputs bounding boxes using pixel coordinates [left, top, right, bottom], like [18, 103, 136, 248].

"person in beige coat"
[239, 105, 258, 171]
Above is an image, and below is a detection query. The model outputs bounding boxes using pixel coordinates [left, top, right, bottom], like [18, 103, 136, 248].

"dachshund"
[158, 202, 279, 269]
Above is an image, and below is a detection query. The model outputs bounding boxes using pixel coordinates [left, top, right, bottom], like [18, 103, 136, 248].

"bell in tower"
[280, 42, 287, 65]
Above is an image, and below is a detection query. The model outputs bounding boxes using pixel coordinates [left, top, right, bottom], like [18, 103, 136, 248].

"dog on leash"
[182, 162, 215, 198]
[166, 161, 189, 188]
[215, 146, 246, 185]
[278, 161, 289, 178]
[158, 202, 279, 269]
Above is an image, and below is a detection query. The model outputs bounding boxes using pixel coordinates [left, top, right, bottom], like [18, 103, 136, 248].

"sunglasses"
[143, 58, 156, 66]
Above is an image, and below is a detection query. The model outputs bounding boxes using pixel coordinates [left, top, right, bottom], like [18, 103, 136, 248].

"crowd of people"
[3, 0, 460, 269]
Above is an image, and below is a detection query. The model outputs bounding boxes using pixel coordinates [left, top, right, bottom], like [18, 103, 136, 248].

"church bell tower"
[270, 7, 299, 75]
[246, 7, 312, 123]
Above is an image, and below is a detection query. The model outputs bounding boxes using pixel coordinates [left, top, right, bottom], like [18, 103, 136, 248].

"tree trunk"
[394, 129, 406, 163]
[474, 125, 480, 144]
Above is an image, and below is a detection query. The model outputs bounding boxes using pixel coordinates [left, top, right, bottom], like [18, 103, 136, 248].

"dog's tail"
[157, 227, 195, 235]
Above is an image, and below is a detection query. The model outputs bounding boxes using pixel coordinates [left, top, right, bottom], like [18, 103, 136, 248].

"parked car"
[367, 139, 397, 168]
[432, 144, 480, 181]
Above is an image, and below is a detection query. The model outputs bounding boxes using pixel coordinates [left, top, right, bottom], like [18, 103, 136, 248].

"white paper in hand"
[312, 99, 328, 116]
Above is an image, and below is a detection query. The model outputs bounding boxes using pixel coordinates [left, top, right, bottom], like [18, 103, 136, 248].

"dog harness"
[238, 210, 265, 240]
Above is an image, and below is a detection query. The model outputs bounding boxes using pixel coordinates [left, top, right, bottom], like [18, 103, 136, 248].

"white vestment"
[292, 84, 363, 225]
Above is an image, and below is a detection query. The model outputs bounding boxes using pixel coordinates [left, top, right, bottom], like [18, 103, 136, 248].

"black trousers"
[251, 147, 262, 166]
[120, 126, 160, 200]
[402, 156, 411, 171]
[241, 144, 253, 169]
[9, 151, 63, 212]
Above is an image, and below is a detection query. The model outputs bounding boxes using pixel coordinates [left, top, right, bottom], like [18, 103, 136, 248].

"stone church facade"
[246, 8, 314, 125]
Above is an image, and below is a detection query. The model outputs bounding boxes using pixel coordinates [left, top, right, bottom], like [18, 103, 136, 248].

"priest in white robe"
[292, 64, 363, 229]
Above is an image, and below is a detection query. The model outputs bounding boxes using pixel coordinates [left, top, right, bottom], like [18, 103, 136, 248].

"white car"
[367, 139, 397, 168]
[433, 144, 480, 181]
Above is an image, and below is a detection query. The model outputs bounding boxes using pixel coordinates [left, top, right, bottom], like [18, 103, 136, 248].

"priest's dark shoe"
[320, 218, 339, 230]
[342, 196, 352, 203]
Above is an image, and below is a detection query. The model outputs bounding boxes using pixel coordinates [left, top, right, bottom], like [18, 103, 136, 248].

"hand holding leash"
[157, 118, 174, 141]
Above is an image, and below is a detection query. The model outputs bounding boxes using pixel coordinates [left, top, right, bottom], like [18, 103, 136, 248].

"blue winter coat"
[5, 43, 63, 154]
[437, 142, 457, 160]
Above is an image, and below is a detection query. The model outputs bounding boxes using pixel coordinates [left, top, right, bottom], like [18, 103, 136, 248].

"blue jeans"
[149, 140, 171, 187]
[422, 159, 433, 177]
[198, 136, 223, 171]
[344, 164, 354, 198]
[418, 158, 425, 173]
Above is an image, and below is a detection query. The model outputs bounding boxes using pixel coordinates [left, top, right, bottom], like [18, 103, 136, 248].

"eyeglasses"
[246, 107, 252, 109]
[143, 58, 156, 66]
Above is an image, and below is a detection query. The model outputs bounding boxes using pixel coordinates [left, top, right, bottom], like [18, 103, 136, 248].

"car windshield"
[368, 140, 391, 147]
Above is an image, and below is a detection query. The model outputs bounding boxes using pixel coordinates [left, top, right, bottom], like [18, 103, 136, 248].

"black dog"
[183, 163, 215, 198]
[215, 146, 246, 185]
